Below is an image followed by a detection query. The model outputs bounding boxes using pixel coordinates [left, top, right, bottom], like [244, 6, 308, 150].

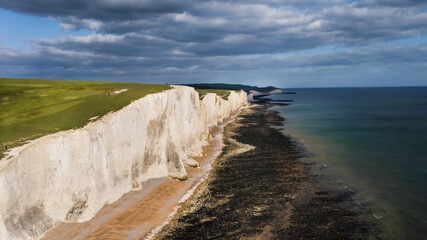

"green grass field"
[0, 78, 170, 158]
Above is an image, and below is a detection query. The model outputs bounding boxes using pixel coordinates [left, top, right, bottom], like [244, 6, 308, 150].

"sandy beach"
[42, 110, 242, 240]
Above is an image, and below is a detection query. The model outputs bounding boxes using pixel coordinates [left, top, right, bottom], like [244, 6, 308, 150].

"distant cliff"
[247, 89, 283, 102]
[185, 83, 280, 94]
[184, 83, 282, 102]
[0, 86, 247, 240]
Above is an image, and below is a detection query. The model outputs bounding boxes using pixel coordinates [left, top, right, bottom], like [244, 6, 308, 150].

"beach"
[43, 99, 376, 240]
[41, 111, 241, 240]
[3, 0, 426, 238]
[153, 101, 374, 239]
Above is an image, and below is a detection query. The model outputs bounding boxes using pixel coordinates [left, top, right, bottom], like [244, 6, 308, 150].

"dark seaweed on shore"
[153, 102, 376, 240]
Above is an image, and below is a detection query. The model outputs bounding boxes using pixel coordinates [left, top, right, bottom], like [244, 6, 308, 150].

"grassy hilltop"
[0, 78, 249, 158]
[0, 78, 170, 158]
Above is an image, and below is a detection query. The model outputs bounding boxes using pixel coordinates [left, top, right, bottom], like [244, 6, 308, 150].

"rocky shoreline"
[153, 102, 376, 239]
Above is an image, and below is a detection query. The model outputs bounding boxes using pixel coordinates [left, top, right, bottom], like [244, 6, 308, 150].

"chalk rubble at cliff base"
[0, 86, 248, 240]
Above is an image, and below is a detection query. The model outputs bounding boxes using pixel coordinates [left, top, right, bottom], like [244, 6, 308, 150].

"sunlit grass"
[0, 78, 170, 158]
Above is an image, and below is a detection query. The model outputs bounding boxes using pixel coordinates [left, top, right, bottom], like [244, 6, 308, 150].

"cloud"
[2, 42, 426, 82]
[6, 0, 424, 57]
[356, 0, 427, 8]
[34, 33, 182, 57]
[0, 0, 427, 86]
[0, 0, 193, 21]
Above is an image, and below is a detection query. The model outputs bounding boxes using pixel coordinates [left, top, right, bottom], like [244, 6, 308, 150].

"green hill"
[0, 78, 170, 158]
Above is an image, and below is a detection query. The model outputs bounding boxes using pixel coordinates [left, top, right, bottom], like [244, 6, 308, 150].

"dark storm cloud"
[0, 0, 342, 21]
[0, 0, 194, 21]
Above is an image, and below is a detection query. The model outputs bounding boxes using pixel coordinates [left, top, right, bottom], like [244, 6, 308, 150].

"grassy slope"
[0, 78, 170, 158]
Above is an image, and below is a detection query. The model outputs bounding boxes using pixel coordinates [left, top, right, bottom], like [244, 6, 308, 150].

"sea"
[271, 87, 427, 239]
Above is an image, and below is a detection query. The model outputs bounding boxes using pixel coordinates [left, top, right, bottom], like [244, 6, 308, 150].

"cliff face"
[0, 86, 247, 240]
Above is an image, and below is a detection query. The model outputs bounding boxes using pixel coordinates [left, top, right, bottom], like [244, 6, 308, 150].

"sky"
[1, 0, 427, 87]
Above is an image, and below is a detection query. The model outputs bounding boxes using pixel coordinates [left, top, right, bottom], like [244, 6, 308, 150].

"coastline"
[0, 86, 248, 239]
[41, 109, 243, 240]
[269, 87, 427, 240]
[153, 101, 375, 239]
[41, 98, 377, 239]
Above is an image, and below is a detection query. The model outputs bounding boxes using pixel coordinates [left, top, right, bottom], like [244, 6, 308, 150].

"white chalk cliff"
[0, 86, 248, 240]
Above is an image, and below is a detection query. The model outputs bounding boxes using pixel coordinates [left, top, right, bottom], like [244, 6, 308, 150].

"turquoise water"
[272, 87, 427, 239]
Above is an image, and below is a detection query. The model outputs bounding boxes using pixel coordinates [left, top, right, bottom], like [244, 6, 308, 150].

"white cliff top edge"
[0, 85, 238, 170]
